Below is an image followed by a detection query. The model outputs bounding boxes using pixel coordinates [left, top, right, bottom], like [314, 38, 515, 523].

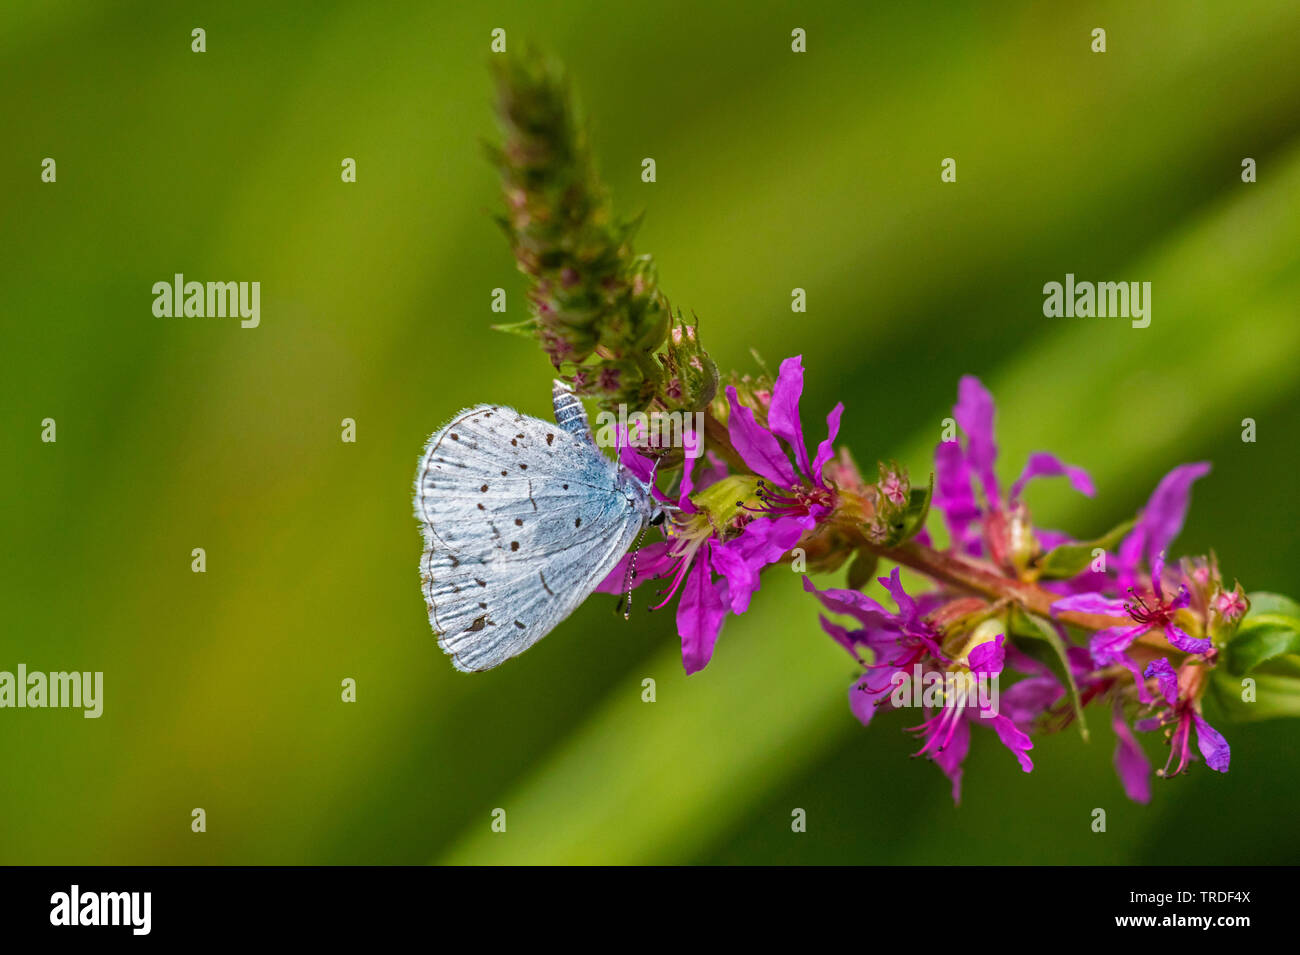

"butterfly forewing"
[414, 400, 648, 671]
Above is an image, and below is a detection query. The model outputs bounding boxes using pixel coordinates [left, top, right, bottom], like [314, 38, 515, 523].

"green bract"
[1223, 593, 1300, 676]
[1034, 518, 1136, 580]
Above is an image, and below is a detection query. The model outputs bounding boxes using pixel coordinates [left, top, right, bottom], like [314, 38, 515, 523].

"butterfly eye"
[650, 510, 666, 527]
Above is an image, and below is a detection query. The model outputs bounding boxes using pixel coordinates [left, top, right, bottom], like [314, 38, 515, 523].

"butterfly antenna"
[623, 524, 650, 620]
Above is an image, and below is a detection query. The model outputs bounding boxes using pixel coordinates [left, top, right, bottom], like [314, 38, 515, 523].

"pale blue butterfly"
[414, 380, 666, 671]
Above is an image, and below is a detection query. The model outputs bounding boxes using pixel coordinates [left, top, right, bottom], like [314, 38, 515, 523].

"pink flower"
[1051, 463, 1213, 700]
[1216, 590, 1247, 621]
[805, 569, 1033, 803]
[933, 376, 1094, 556]
[1139, 658, 1231, 776]
[598, 409, 819, 674]
[726, 355, 843, 524]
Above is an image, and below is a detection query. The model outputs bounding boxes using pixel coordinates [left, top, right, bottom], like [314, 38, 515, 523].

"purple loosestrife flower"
[1140, 657, 1231, 777]
[804, 567, 950, 690]
[478, 57, 1299, 806]
[1116, 463, 1211, 593]
[1216, 590, 1247, 621]
[612, 354, 845, 674]
[1051, 463, 1213, 699]
[727, 355, 844, 526]
[907, 633, 1035, 803]
[805, 568, 1033, 803]
[596, 429, 730, 674]
[933, 376, 1094, 563]
[598, 364, 845, 675]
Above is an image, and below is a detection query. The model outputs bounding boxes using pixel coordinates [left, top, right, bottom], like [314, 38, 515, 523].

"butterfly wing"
[414, 401, 647, 672]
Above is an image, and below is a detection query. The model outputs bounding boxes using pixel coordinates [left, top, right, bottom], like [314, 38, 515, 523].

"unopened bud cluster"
[490, 53, 716, 413]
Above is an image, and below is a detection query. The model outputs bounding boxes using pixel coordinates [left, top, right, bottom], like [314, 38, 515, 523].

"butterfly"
[413, 380, 667, 672]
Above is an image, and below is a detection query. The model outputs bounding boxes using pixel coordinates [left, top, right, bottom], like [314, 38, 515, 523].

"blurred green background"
[2, 0, 1299, 865]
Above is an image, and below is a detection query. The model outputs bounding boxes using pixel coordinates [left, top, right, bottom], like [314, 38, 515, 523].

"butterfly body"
[414, 381, 659, 671]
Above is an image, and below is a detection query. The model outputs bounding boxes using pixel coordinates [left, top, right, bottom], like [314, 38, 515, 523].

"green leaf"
[1224, 592, 1300, 676]
[1211, 654, 1300, 723]
[1242, 592, 1300, 618]
[846, 550, 879, 591]
[891, 472, 933, 545]
[1009, 607, 1089, 741]
[1035, 517, 1136, 580]
[489, 318, 539, 339]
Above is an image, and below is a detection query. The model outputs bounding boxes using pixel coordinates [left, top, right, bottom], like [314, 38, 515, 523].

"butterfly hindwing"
[414, 399, 649, 671]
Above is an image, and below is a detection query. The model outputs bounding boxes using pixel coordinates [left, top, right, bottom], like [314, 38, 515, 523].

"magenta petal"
[594, 541, 673, 594]
[707, 543, 757, 614]
[1141, 462, 1210, 564]
[677, 554, 727, 674]
[848, 674, 890, 726]
[1091, 624, 1145, 662]
[1150, 549, 1168, 596]
[1112, 707, 1152, 803]
[1001, 676, 1063, 728]
[811, 402, 844, 486]
[725, 386, 797, 486]
[955, 375, 1000, 504]
[1143, 657, 1179, 705]
[1066, 644, 1094, 673]
[1119, 653, 1156, 704]
[1036, 528, 1073, 549]
[735, 514, 812, 565]
[1168, 584, 1191, 611]
[877, 567, 919, 622]
[967, 633, 1006, 677]
[1051, 592, 1129, 618]
[933, 438, 981, 553]
[821, 616, 861, 660]
[1165, 622, 1211, 655]
[1191, 712, 1231, 772]
[988, 713, 1034, 772]
[675, 429, 703, 511]
[1091, 627, 1158, 704]
[715, 515, 812, 614]
[1010, 452, 1095, 501]
[767, 355, 812, 478]
[1117, 522, 1146, 591]
[801, 575, 893, 627]
[932, 714, 970, 805]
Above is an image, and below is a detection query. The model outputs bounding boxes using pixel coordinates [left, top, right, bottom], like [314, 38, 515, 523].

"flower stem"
[861, 538, 1181, 655]
[867, 540, 1123, 630]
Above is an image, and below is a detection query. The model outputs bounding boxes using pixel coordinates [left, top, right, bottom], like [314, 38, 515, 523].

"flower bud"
[491, 52, 719, 414]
